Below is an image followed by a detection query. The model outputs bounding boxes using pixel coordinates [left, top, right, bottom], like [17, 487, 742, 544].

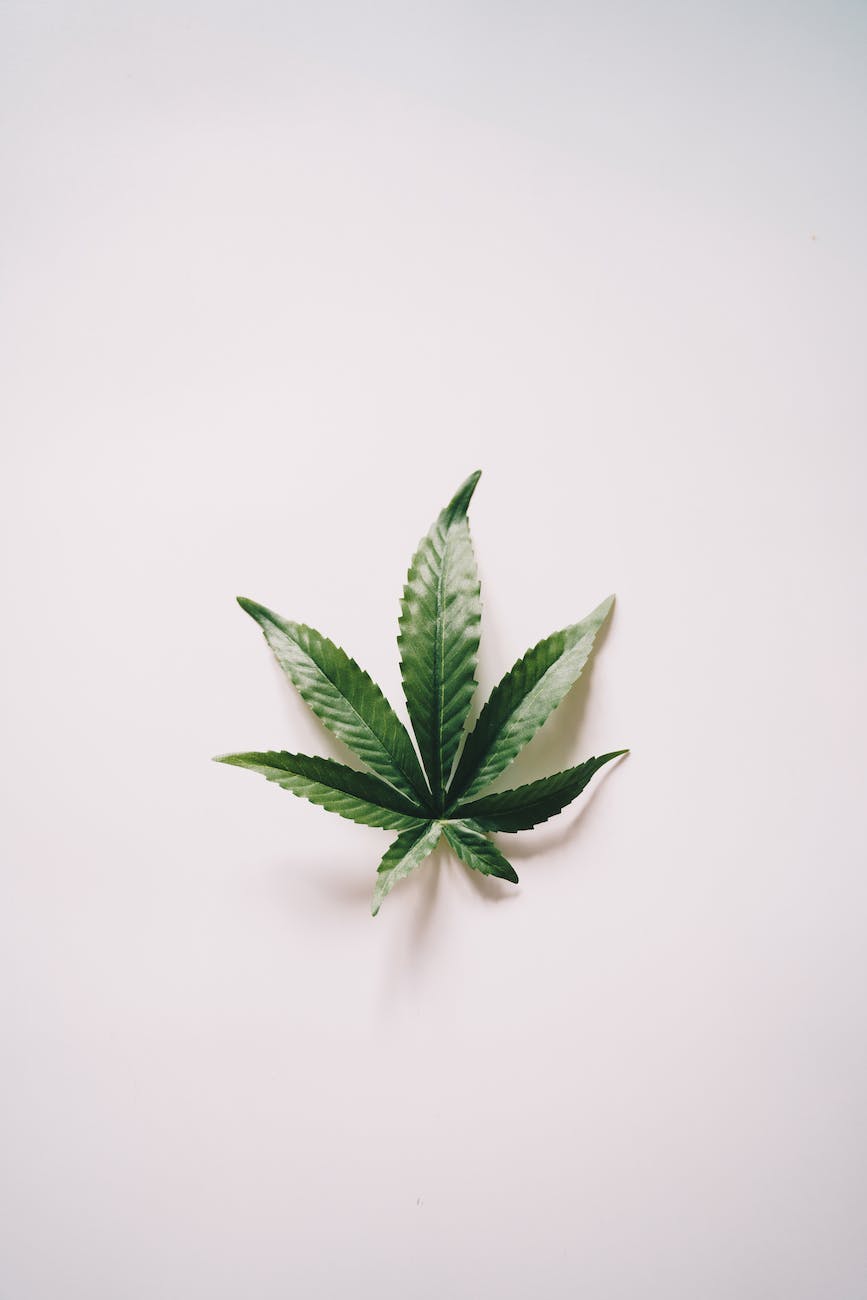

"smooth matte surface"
[2, 3, 866, 1297]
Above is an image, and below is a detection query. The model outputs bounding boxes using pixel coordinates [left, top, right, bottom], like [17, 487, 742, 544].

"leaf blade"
[215, 751, 427, 829]
[238, 599, 430, 805]
[442, 820, 519, 883]
[398, 471, 482, 809]
[453, 751, 627, 832]
[371, 822, 442, 915]
[448, 595, 614, 803]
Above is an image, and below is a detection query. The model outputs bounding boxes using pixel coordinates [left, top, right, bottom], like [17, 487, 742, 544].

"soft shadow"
[378, 841, 449, 1000]
[407, 839, 443, 951]
[264, 849, 373, 914]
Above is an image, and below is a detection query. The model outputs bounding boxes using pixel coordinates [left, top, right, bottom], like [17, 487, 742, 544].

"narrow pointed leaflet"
[218, 471, 626, 914]
[442, 821, 519, 883]
[447, 596, 614, 804]
[398, 471, 482, 810]
[237, 599, 430, 805]
[371, 823, 442, 916]
[215, 751, 428, 830]
[453, 752, 627, 832]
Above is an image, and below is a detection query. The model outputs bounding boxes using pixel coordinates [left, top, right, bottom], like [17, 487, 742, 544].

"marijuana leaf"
[217, 471, 627, 914]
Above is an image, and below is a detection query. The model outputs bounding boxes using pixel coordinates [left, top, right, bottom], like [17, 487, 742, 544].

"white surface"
[2, 3, 866, 1297]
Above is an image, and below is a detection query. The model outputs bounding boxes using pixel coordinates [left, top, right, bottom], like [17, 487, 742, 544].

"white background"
[2, 3, 866, 1297]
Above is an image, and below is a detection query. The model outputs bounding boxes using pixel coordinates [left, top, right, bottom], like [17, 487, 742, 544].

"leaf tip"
[579, 593, 615, 636]
[236, 597, 289, 639]
[447, 469, 482, 518]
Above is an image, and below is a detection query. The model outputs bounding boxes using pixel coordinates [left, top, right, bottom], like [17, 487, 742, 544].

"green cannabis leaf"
[216, 471, 627, 915]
